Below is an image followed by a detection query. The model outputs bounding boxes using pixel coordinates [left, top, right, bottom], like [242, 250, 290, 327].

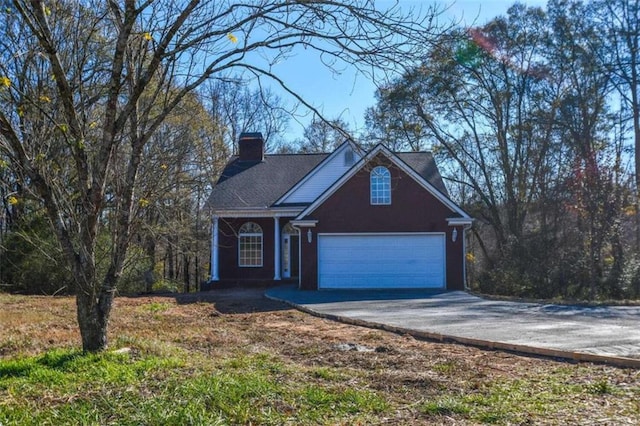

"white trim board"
[210, 207, 303, 218]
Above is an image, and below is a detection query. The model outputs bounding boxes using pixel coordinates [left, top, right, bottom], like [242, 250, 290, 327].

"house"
[205, 132, 472, 291]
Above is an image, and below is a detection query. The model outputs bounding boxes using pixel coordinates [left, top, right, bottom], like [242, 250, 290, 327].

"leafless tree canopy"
[0, 0, 444, 351]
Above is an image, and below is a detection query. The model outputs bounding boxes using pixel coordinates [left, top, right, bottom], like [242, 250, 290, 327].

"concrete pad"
[265, 286, 640, 367]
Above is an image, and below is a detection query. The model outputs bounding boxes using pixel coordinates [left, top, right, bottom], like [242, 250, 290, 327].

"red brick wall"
[300, 155, 465, 290]
[217, 217, 299, 283]
[219, 217, 271, 281]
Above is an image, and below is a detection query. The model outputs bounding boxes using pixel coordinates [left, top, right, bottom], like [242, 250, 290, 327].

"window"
[238, 222, 263, 267]
[370, 166, 391, 205]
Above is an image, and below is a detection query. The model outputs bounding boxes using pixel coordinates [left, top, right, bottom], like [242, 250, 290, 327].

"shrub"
[0, 216, 74, 295]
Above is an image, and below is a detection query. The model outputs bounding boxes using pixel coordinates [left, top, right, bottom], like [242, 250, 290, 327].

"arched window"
[370, 166, 391, 205]
[238, 222, 263, 267]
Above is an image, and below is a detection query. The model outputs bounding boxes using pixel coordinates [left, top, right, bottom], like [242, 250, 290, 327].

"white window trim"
[370, 166, 392, 205]
[238, 222, 263, 267]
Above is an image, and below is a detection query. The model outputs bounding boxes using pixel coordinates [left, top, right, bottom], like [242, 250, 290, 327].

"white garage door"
[318, 234, 445, 289]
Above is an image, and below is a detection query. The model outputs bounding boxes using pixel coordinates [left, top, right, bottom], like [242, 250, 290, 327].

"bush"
[0, 216, 74, 295]
[1, 216, 152, 295]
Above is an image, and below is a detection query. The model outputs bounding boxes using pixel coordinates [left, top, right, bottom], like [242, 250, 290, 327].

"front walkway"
[266, 286, 640, 367]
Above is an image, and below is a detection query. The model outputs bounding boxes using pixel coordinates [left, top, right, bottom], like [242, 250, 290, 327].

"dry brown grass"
[1, 289, 640, 424]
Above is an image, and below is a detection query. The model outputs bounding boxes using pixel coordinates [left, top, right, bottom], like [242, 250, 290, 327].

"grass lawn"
[1, 289, 639, 425]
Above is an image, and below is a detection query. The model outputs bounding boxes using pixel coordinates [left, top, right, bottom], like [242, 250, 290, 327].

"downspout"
[210, 215, 219, 283]
[292, 224, 302, 290]
[274, 216, 281, 281]
[462, 223, 472, 291]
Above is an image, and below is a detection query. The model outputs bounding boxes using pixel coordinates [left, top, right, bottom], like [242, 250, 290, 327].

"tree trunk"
[630, 15, 640, 250]
[183, 253, 190, 293]
[144, 235, 156, 293]
[195, 254, 200, 288]
[634, 104, 640, 250]
[75, 287, 114, 352]
[167, 238, 175, 280]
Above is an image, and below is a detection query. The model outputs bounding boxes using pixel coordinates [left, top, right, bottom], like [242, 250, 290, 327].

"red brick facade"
[298, 156, 464, 290]
[211, 150, 469, 291]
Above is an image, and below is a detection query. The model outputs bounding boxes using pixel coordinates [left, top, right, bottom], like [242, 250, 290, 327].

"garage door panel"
[318, 234, 445, 289]
[319, 273, 433, 289]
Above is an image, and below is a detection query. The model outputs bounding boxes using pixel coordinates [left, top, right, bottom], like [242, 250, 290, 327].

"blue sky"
[270, 0, 547, 142]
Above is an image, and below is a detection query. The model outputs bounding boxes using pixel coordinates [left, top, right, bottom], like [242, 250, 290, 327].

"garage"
[317, 234, 446, 289]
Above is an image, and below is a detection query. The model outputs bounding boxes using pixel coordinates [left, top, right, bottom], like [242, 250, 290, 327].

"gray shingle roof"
[396, 152, 449, 197]
[208, 154, 328, 210]
[208, 150, 448, 210]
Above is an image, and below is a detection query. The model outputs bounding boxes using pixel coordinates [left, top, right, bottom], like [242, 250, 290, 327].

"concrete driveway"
[265, 286, 640, 367]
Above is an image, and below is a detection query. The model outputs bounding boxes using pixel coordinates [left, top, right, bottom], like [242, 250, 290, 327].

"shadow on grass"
[265, 285, 452, 305]
[0, 350, 83, 379]
[127, 287, 292, 315]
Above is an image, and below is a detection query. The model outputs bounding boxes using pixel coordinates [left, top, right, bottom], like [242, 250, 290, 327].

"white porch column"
[210, 215, 219, 281]
[274, 217, 281, 280]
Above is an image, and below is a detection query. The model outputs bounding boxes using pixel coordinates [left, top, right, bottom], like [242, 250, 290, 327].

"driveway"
[265, 286, 640, 366]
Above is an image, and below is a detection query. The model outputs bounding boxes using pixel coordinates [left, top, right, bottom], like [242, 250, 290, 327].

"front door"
[282, 231, 300, 279]
[282, 234, 292, 278]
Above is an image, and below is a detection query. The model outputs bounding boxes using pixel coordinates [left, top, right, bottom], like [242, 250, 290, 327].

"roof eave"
[210, 206, 304, 218]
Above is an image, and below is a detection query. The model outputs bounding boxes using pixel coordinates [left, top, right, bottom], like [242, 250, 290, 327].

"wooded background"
[2, 0, 640, 305]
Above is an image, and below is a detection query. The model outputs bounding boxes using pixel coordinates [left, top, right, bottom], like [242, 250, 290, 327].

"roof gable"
[295, 144, 471, 220]
[275, 141, 362, 205]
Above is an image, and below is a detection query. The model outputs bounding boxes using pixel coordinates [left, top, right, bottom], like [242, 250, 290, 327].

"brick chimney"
[238, 132, 264, 162]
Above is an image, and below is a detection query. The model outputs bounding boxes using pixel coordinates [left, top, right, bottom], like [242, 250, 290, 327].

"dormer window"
[370, 166, 391, 205]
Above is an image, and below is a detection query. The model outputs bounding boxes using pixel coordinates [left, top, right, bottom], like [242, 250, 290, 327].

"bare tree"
[548, 0, 625, 298]
[0, 0, 444, 351]
[369, 2, 631, 299]
[134, 92, 225, 294]
[372, 6, 558, 262]
[203, 79, 289, 154]
[595, 0, 640, 248]
[295, 116, 352, 153]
